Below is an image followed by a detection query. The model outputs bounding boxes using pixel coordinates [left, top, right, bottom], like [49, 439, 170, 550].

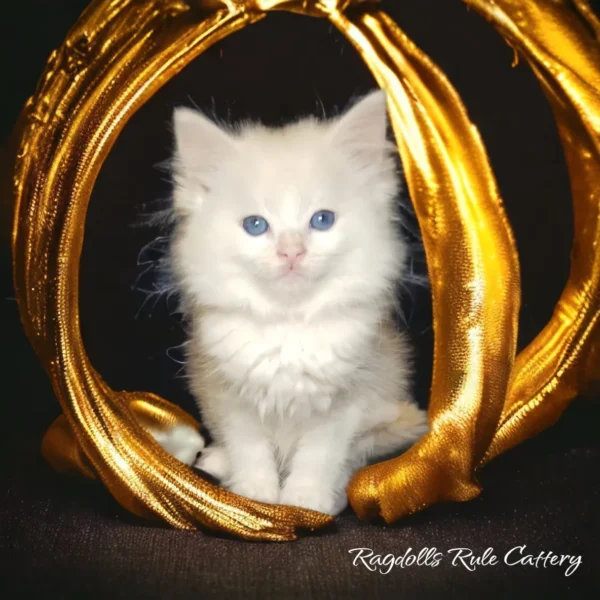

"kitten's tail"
[356, 402, 428, 464]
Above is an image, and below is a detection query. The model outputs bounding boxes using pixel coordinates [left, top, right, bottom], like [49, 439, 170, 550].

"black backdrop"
[1, 3, 600, 598]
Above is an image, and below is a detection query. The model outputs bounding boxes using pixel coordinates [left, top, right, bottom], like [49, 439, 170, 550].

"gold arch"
[10, 0, 600, 540]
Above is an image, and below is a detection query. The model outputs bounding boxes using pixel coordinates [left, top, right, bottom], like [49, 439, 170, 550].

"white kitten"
[162, 90, 427, 515]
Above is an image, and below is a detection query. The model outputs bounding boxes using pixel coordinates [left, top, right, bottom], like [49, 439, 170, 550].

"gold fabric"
[10, 0, 600, 540]
[466, 0, 600, 466]
[343, 0, 600, 521]
[336, 7, 521, 521]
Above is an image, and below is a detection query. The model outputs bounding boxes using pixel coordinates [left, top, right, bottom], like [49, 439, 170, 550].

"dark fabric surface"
[2, 1, 600, 598]
[2, 401, 599, 599]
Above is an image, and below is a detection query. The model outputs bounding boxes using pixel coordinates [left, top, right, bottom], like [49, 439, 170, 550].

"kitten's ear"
[329, 89, 391, 165]
[172, 107, 236, 177]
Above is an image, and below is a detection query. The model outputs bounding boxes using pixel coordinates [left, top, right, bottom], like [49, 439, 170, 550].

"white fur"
[163, 90, 427, 515]
[149, 424, 205, 466]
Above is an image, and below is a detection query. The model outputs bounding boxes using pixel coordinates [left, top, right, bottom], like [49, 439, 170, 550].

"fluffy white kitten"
[161, 90, 427, 515]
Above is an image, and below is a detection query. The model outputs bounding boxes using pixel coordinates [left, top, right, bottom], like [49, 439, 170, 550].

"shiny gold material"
[463, 0, 600, 465]
[11, 0, 336, 541]
[346, 0, 600, 520]
[335, 8, 520, 521]
[42, 392, 202, 479]
[10, 0, 600, 539]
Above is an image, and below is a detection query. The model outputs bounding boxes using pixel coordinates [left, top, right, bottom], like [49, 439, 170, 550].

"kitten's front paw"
[194, 445, 230, 481]
[149, 424, 205, 466]
[280, 480, 348, 515]
[228, 473, 280, 504]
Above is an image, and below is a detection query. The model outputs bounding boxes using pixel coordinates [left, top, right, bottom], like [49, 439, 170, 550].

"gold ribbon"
[343, 0, 600, 521]
[334, 7, 521, 521]
[466, 0, 600, 466]
[10, 0, 600, 540]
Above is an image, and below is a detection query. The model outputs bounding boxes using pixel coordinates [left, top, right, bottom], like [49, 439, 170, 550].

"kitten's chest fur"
[194, 309, 379, 419]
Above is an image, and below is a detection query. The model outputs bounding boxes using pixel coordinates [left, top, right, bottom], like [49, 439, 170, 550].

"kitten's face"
[171, 91, 406, 315]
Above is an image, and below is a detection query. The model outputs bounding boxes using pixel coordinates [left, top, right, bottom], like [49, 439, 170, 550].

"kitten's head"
[170, 90, 407, 317]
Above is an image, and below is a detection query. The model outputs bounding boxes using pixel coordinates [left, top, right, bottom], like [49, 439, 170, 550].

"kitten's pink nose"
[277, 248, 306, 268]
[277, 232, 306, 269]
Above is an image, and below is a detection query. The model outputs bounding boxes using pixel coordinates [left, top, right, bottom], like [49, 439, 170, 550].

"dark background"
[1, 1, 599, 599]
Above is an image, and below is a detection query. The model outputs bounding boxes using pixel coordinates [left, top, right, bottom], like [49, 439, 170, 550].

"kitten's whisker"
[166, 344, 187, 365]
[136, 236, 169, 266]
[186, 95, 202, 112]
[134, 288, 158, 319]
[314, 91, 327, 120]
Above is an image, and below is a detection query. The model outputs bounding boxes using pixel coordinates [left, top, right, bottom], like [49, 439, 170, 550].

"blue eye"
[242, 215, 269, 236]
[310, 210, 335, 231]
